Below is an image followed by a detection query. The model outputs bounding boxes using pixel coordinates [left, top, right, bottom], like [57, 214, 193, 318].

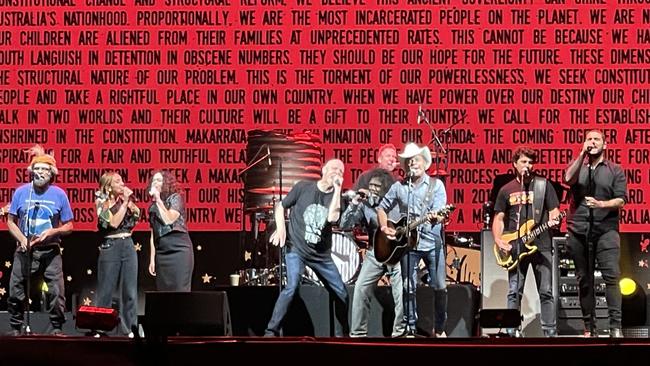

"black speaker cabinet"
[144, 291, 232, 340]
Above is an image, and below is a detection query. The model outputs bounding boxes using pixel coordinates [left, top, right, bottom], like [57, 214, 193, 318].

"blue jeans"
[507, 250, 556, 333]
[401, 247, 447, 333]
[96, 237, 138, 335]
[266, 250, 349, 336]
[350, 249, 405, 337]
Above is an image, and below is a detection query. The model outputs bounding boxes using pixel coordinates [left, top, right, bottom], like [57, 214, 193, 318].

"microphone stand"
[586, 161, 596, 335]
[512, 170, 528, 337]
[404, 172, 415, 337]
[278, 158, 284, 292]
[23, 180, 39, 335]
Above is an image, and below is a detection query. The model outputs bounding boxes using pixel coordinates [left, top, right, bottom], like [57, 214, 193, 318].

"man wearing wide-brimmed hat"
[5, 145, 74, 336]
[377, 142, 448, 337]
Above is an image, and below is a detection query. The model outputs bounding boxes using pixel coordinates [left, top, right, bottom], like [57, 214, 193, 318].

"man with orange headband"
[5, 145, 73, 336]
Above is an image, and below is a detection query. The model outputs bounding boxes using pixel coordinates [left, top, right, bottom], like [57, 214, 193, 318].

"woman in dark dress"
[147, 170, 194, 291]
[95, 171, 139, 337]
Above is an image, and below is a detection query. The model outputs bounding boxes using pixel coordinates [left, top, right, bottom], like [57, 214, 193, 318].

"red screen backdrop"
[0, 0, 649, 231]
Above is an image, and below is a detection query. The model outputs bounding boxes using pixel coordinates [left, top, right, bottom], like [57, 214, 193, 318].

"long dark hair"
[149, 170, 180, 202]
[366, 168, 394, 197]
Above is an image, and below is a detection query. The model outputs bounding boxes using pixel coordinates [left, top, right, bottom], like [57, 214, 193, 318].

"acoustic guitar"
[374, 204, 455, 265]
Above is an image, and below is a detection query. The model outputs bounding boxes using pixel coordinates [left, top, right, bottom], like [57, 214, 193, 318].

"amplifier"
[558, 296, 608, 309]
[558, 279, 606, 296]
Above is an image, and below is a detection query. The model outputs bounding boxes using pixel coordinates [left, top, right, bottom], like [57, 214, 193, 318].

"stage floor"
[0, 334, 648, 366]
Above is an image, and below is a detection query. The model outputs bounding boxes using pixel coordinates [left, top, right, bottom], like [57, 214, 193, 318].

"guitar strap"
[532, 176, 546, 224]
[423, 176, 437, 211]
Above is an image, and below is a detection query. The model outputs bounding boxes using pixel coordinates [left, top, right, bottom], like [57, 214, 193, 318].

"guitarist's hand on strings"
[380, 225, 397, 241]
[495, 237, 512, 252]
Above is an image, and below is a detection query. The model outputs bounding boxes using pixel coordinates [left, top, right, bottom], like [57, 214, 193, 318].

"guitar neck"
[407, 216, 429, 232]
[523, 211, 566, 242]
[406, 207, 448, 232]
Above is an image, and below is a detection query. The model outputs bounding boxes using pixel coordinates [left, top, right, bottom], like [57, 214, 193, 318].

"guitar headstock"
[438, 204, 456, 218]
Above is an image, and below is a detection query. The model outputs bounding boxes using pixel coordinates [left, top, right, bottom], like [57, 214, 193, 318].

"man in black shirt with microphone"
[265, 159, 350, 337]
[564, 130, 626, 338]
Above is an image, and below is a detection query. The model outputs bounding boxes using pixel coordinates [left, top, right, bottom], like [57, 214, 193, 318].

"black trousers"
[567, 229, 622, 330]
[8, 247, 66, 331]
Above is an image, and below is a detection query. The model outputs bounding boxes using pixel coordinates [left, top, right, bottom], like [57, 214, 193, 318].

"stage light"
[620, 278, 647, 328]
[620, 277, 637, 296]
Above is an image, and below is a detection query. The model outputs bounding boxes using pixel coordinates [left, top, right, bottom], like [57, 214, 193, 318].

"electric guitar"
[374, 205, 455, 265]
[494, 210, 566, 271]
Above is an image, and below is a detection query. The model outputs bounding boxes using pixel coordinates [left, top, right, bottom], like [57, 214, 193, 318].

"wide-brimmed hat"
[399, 143, 432, 171]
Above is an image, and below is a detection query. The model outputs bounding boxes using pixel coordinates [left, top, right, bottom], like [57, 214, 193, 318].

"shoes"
[506, 328, 522, 338]
[51, 328, 64, 336]
[610, 328, 623, 338]
[435, 331, 447, 338]
[583, 328, 599, 338]
[543, 329, 557, 338]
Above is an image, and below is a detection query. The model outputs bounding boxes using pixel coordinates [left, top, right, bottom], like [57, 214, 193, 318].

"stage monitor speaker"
[75, 306, 119, 331]
[480, 229, 542, 336]
[144, 291, 232, 340]
[478, 309, 522, 329]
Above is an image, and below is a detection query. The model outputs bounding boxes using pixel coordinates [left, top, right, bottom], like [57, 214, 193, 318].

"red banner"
[0, 0, 649, 231]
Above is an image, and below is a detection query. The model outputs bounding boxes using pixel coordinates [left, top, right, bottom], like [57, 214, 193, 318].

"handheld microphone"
[267, 145, 272, 166]
[586, 146, 594, 152]
[343, 190, 367, 200]
[522, 167, 529, 177]
[334, 176, 342, 186]
[416, 105, 422, 124]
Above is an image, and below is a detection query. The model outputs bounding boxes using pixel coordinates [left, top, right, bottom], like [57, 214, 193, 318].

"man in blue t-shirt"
[6, 146, 74, 336]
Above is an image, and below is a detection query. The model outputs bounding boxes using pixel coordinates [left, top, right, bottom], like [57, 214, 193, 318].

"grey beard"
[33, 176, 50, 188]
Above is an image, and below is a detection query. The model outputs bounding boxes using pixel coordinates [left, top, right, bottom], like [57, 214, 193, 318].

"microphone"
[267, 145, 272, 166]
[343, 190, 357, 200]
[416, 105, 422, 124]
[522, 167, 529, 177]
[586, 146, 594, 152]
[32, 172, 42, 181]
[334, 176, 342, 186]
[343, 190, 367, 200]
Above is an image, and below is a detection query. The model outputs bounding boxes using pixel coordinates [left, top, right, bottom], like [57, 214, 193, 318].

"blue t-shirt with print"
[9, 183, 74, 246]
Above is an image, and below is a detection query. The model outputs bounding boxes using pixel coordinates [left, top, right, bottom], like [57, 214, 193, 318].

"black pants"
[8, 247, 66, 331]
[96, 237, 138, 335]
[567, 229, 622, 330]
